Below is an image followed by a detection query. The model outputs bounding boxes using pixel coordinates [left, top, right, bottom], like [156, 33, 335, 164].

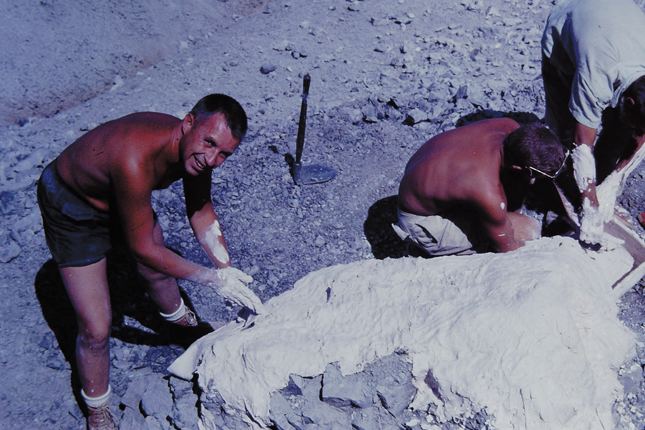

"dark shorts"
[37, 161, 120, 268]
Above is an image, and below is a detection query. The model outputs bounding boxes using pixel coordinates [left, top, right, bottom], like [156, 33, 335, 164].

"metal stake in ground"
[292, 73, 336, 185]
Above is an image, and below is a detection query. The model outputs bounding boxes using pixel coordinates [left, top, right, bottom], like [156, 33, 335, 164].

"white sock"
[159, 298, 187, 322]
[81, 385, 111, 409]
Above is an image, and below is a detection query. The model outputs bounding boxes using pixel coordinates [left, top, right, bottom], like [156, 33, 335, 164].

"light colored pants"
[391, 209, 477, 257]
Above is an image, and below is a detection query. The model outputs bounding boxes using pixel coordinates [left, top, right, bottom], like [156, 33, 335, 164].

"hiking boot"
[161, 309, 214, 347]
[86, 404, 116, 430]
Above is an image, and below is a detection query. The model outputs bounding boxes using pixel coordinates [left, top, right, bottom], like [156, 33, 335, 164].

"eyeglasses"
[526, 149, 570, 180]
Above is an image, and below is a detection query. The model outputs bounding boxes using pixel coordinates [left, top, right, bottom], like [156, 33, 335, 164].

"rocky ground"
[0, 0, 643, 429]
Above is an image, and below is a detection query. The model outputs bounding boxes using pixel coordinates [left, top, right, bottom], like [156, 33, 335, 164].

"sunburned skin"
[571, 144, 596, 193]
[204, 220, 230, 265]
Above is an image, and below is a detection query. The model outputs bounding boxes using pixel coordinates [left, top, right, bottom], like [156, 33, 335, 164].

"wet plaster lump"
[170, 237, 639, 429]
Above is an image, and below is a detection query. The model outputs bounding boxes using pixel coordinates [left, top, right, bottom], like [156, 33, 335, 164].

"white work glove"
[195, 267, 266, 315]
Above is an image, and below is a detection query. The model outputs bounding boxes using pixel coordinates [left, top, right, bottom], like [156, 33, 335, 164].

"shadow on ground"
[365, 195, 424, 260]
[33, 250, 205, 404]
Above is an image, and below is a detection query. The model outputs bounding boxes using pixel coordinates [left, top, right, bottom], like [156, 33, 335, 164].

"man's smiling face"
[180, 112, 240, 176]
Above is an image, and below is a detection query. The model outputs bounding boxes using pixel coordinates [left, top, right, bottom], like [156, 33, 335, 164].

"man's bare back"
[399, 118, 520, 217]
[396, 118, 565, 254]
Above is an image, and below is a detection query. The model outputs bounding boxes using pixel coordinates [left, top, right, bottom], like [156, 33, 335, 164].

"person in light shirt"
[541, 0, 645, 244]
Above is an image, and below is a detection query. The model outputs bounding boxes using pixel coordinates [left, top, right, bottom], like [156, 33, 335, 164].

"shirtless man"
[393, 118, 567, 256]
[541, 0, 645, 244]
[37, 94, 264, 429]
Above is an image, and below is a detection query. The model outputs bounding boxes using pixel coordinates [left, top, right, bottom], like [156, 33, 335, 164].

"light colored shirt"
[542, 0, 645, 128]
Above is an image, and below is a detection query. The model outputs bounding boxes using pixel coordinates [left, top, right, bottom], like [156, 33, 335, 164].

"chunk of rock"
[140, 376, 173, 421]
[321, 363, 373, 408]
[260, 64, 277, 74]
[403, 108, 429, 125]
[0, 235, 21, 263]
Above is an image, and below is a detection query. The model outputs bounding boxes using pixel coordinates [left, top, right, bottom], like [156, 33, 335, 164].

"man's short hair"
[503, 122, 565, 175]
[620, 75, 645, 135]
[190, 94, 248, 140]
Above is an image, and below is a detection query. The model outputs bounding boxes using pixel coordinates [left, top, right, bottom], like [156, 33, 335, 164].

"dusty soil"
[0, 0, 643, 428]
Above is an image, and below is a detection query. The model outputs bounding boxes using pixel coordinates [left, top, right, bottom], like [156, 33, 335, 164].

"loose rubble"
[1, 0, 643, 429]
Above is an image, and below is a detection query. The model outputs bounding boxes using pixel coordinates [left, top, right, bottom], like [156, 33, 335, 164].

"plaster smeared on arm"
[571, 144, 596, 193]
[203, 220, 230, 265]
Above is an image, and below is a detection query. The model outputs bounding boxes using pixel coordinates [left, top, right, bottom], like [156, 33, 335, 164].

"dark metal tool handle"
[295, 73, 311, 165]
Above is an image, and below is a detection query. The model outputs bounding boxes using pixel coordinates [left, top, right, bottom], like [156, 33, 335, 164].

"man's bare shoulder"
[464, 117, 520, 133]
[56, 111, 181, 206]
[103, 112, 179, 135]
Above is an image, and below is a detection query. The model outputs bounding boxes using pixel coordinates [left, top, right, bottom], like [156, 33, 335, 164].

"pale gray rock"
[299, 398, 352, 429]
[170, 394, 200, 429]
[260, 64, 277, 74]
[269, 394, 302, 430]
[119, 406, 147, 430]
[321, 363, 373, 408]
[404, 108, 429, 125]
[372, 354, 417, 416]
[0, 235, 20, 263]
[140, 376, 173, 421]
[351, 406, 400, 430]
[143, 415, 165, 430]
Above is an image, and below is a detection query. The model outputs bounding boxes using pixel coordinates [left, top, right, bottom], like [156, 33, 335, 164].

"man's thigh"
[396, 211, 476, 256]
[59, 258, 112, 332]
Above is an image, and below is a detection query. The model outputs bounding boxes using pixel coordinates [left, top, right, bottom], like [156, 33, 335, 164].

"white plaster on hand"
[197, 267, 265, 314]
[571, 144, 596, 193]
[204, 220, 230, 265]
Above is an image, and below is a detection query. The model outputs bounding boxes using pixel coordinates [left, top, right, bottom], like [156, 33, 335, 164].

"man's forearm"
[134, 242, 207, 281]
[197, 219, 232, 268]
[573, 122, 597, 147]
[189, 207, 231, 268]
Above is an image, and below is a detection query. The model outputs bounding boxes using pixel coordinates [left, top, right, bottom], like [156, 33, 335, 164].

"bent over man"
[541, 0, 645, 243]
[37, 94, 264, 429]
[394, 118, 567, 256]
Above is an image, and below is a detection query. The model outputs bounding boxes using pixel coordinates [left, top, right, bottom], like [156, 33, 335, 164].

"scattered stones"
[2, 0, 644, 429]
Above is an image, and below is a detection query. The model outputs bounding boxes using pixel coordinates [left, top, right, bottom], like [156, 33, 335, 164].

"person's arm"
[573, 122, 599, 207]
[472, 186, 524, 253]
[570, 123, 611, 245]
[182, 172, 265, 314]
[113, 158, 205, 279]
[184, 173, 231, 269]
[113, 160, 264, 313]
